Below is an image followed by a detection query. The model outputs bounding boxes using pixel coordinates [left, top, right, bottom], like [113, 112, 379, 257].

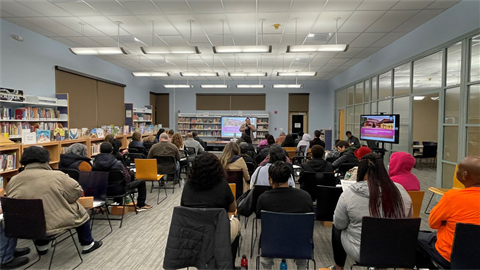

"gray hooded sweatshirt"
[333, 181, 413, 262]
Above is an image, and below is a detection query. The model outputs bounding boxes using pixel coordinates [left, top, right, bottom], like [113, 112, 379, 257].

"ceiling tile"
[78, 16, 119, 36]
[152, 0, 192, 14]
[226, 13, 256, 35]
[164, 14, 202, 36]
[334, 47, 364, 58]
[120, 1, 162, 15]
[356, 0, 399, 10]
[187, 0, 224, 14]
[258, 0, 291, 12]
[355, 47, 382, 58]
[136, 15, 180, 36]
[391, 0, 435, 10]
[426, 0, 461, 9]
[49, 17, 107, 37]
[257, 12, 289, 34]
[0, 10, 15, 17]
[366, 10, 417, 32]
[339, 11, 385, 32]
[290, 0, 328, 11]
[326, 32, 360, 45]
[84, 2, 131, 16]
[371, 32, 407, 47]
[194, 14, 228, 35]
[0, 0, 43, 16]
[2, 17, 58, 36]
[89, 36, 120, 47]
[284, 12, 319, 34]
[54, 2, 101, 16]
[108, 15, 152, 35]
[311, 11, 353, 33]
[23, 17, 81, 36]
[324, 0, 363, 11]
[15, 0, 72, 16]
[49, 37, 81, 47]
[222, 0, 256, 13]
[67, 36, 103, 47]
[394, 9, 444, 32]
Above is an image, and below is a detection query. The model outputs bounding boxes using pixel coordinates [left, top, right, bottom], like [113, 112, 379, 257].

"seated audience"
[105, 134, 124, 161]
[275, 132, 286, 145]
[310, 130, 326, 148]
[281, 134, 296, 147]
[256, 161, 314, 270]
[388, 152, 420, 191]
[332, 140, 359, 169]
[346, 131, 360, 148]
[93, 143, 152, 211]
[6, 147, 103, 261]
[298, 145, 334, 184]
[416, 156, 480, 269]
[251, 144, 295, 188]
[241, 134, 257, 154]
[192, 131, 207, 149]
[294, 131, 304, 145]
[330, 153, 412, 269]
[167, 129, 174, 142]
[128, 131, 144, 149]
[256, 134, 271, 152]
[256, 135, 275, 164]
[0, 206, 31, 269]
[220, 142, 251, 193]
[344, 146, 372, 181]
[59, 143, 92, 171]
[143, 135, 156, 151]
[155, 128, 165, 142]
[296, 133, 312, 156]
[184, 133, 205, 155]
[148, 133, 181, 178]
[326, 139, 342, 160]
[239, 142, 257, 167]
[171, 132, 187, 167]
[235, 137, 244, 145]
[180, 153, 241, 244]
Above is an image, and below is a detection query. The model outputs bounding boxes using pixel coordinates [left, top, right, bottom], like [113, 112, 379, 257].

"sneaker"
[137, 205, 153, 212]
[13, 247, 30, 257]
[82, 241, 103, 254]
[0, 257, 30, 269]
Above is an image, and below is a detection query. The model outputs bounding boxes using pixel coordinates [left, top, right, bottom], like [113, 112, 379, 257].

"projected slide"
[222, 117, 256, 137]
[360, 115, 397, 142]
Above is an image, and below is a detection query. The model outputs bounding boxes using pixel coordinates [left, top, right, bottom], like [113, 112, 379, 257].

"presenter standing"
[239, 117, 257, 137]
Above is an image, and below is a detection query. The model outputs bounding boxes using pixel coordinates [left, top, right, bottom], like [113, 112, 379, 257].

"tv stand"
[369, 141, 387, 161]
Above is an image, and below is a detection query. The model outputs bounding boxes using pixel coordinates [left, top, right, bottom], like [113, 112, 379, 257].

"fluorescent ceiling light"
[200, 85, 229, 88]
[431, 97, 440, 101]
[229, 72, 267, 77]
[213, 45, 272, 54]
[277, 72, 317, 76]
[414, 96, 425, 100]
[180, 72, 219, 77]
[286, 44, 349, 53]
[236, 85, 265, 88]
[273, 84, 303, 88]
[164, 85, 192, 88]
[69, 47, 129, 55]
[132, 72, 169, 77]
[307, 33, 315, 38]
[141, 46, 200, 54]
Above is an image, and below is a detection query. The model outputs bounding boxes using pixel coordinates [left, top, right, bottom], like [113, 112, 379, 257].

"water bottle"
[280, 259, 287, 270]
[240, 255, 248, 270]
[125, 197, 131, 204]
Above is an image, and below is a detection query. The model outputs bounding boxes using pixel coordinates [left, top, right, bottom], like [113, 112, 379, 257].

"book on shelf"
[96, 128, 104, 138]
[53, 128, 65, 141]
[0, 107, 61, 121]
[91, 143, 101, 156]
[81, 128, 90, 138]
[90, 128, 97, 138]
[69, 129, 78, 140]
[36, 130, 51, 143]
[21, 129, 36, 145]
[0, 88, 24, 102]
[0, 152, 16, 172]
[123, 125, 130, 135]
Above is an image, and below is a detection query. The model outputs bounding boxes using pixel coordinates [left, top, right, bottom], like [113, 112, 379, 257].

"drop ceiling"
[0, 0, 462, 81]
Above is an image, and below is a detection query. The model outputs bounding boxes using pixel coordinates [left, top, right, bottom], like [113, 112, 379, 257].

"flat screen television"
[221, 117, 256, 138]
[360, 114, 400, 144]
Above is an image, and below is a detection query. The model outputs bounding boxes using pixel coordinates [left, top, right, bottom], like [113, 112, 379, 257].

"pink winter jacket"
[389, 152, 421, 191]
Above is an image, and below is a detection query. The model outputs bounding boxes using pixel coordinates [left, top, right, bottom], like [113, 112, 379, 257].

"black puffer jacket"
[300, 158, 333, 174]
[332, 147, 359, 169]
[59, 153, 91, 170]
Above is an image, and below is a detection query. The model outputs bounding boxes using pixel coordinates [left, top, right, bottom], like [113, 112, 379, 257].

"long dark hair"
[283, 134, 295, 146]
[188, 153, 226, 191]
[357, 153, 405, 218]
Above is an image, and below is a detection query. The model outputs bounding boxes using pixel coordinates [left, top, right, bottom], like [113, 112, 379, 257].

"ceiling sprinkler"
[273, 24, 280, 30]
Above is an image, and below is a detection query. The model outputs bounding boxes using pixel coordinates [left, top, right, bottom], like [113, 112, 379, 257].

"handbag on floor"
[237, 166, 262, 217]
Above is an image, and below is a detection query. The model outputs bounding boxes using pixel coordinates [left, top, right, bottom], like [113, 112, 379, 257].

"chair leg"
[312, 259, 316, 270]
[250, 218, 258, 258]
[69, 230, 83, 270]
[130, 193, 138, 215]
[424, 193, 435, 214]
[48, 238, 57, 270]
[119, 197, 125, 229]
[156, 180, 167, 205]
[101, 206, 113, 240]
[24, 240, 42, 269]
[256, 255, 260, 270]
[150, 182, 154, 193]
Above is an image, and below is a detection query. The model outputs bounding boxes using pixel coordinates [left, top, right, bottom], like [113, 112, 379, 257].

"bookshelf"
[22, 141, 61, 169]
[0, 93, 69, 141]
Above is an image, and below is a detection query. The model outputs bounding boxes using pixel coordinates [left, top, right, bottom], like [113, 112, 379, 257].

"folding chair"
[59, 168, 80, 181]
[407, 190, 425, 218]
[249, 185, 272, 258]
[123, 152, 145, 168]
[104, 170, 138, 228]
[135, 159, 166, 205]
[226, 169, 243, 198]
[315, 185, 343, 225]
[449, 223, 480, 269]
[1, 197, 83, 270]
[154, 156, 180, 194]
[256, 211, 316, 270]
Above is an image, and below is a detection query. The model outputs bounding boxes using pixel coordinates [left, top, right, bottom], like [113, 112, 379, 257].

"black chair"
[1, 197, 83, 270]
[297, 145, 307, 156]
[315, 185, 343, 221]
[154, 155, 180, 194]
[300, 172, 336, 201]
[123, 152, 145, 168]
[226, 169, 244, 199]
[292, 155, 310, 165]
[245, 161, 256, 177]
[449, 223, 480, 269]
[249, 185, 272, 258]
[351, 217, 421, 269]
[185, 146, 196, 163]
[326, 157, 337, 163]
[104, 170, 138, 228]
[414, 144, 437, 169]
[256, 211, 316, 270]
[59, 168, 80, 181]
[338, 163, 358, 178]
[78, 171, 112, 240]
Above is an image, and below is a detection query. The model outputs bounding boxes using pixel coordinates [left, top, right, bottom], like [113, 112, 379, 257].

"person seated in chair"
[128, 132, 144, 150]
[326, 139, 342, 161]
[192, 131, 207, 150]
[5, 146, 103, 261]
[59, 143, 92, 171]
[256, 161, 314, 270]
[0, 205, 32, 269]
[220, 142, 250, 193]
[343, 146, 372, 181]
[298, 145, 334, 186]
[142, 135, 156, 152]
[281, 134, 296, 147]
[93, 142, 152, 211]
[250, 144, 295, 189]
[416, 156, 480, 269]
[332, 140, 359, 169]
[105, 134, 124, 161]
[148, 133, 181, 180]
[184, 133, 205, 155]
[239, 142, 257, 167]
[294, 131, 304, 146]
[309, 130, 326, 148]
[388, 152, 420, 191]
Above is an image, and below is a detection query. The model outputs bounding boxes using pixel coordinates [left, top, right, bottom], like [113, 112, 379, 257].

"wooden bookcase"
[22, 141, 61, 169]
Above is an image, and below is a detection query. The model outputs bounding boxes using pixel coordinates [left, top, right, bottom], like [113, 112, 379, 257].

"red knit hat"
[355, 146, 372, 159]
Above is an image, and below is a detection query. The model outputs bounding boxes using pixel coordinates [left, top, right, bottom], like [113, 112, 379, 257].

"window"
[364, 79, 371, 102]
[347, 86, 354, 105]
[470, 35, 480, 82]
[413, 51, 442, 92]
[346, 106, 354, 123]
[378, 99, 391, 114]
[355, 83, 364, 104]
[379, 71, 392, 99]
[467, 127, 480, 156]
[393, 97, 410, 152]
[468, 85, 480, 124]
[394, 63, 411, 96]
[336, 89, 346, 108]
[443, 126, 459, 162]
[372, 76, 378, 100]
[442, 163, 457, 189]
[354, 104, 363, 123]
[444, 87, 460, 124]
[446, 42, 462, 86]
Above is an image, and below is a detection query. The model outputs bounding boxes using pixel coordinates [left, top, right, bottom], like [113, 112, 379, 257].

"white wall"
[156, 80, 332, 138]
[327, 0, 480, 91]
[0, 19, 158, 107]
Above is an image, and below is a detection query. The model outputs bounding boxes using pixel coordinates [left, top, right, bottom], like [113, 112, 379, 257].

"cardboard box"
[111, 203, 136, 215]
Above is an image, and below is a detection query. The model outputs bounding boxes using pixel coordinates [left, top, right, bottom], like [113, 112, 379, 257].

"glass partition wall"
[334, 32, 480, 188]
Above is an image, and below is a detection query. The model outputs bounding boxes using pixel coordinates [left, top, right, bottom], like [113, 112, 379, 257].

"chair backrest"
[359, 217, 421, 268]
[301, 172, 337, 200]
[135, 159, 159, 181]
[315, 185, 343, 221]
[245, 161, 256, 176]
[78, 171, 109, 201]
[229, 183, 236, 199]
[124, 153, 145, 167]
[154, 155, 177, 175]
[422, 141, 435, 146]
[413, 141, 420, 145]
[260, 211, 315, 259]
[59, 168, 80, 181]
[450, 223, 480, 269]
[283, 147, 297, 160]
[107, 170, 127, 196]
[185, 146, 196, 156]
[326, 157, 337, 163]
[452, 165, 464, 189]
[338, 163, 358, 176]
[407, 190, 425, 218]
[1, 197, 47, 239]
[128, 147, 141, 153]
[422, 145, 437, 158]
[226, 169, 243, 198]
[297, 145, 307, 156]
[252, 185, 272, 213]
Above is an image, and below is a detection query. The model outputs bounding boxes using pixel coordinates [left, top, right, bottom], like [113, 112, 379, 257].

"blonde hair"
[132, 131, 141, 141]
[219, 142, 240, 168]
[171, 133, 184, 149]
[143, 135, 155, 143]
